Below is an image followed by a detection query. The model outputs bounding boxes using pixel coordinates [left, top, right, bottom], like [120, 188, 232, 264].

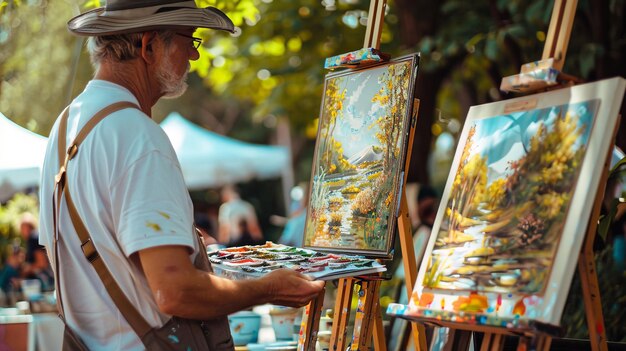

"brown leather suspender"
[52, 101, 154, 338]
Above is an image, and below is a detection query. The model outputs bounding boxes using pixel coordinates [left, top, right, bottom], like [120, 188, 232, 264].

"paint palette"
[209, 242, 386, 281]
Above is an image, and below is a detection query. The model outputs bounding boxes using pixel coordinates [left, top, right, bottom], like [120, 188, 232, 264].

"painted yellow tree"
[505, 109, 588, 247]
[364, 62, 412, 223]
[482, 178, 507, 211]
[445, 125, 488, 242]
[371, 62, 412, 172]
[319, 77, 348, 174]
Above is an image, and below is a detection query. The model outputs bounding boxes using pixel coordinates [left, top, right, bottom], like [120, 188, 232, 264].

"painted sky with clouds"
[331, 67, 388, 158]
[469, 100, 598, 183]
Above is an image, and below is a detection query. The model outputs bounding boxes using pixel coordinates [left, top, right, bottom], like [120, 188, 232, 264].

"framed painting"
[388, 77, 625, 329]
[303, 54, 420, 257]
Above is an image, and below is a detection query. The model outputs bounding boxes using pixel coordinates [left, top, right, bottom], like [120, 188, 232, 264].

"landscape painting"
[424, 99, 598, 293]
[386, 77, 626, 327]
[303, 54, 419, 257]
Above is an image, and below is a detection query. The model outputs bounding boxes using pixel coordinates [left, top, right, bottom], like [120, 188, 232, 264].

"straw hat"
[67, 0, 235, 36]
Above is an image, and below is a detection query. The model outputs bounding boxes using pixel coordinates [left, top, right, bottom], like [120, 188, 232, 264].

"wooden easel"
[426, 1, 613, 350]
[297, 1, 427, 350]
[500, 0, 580, 93]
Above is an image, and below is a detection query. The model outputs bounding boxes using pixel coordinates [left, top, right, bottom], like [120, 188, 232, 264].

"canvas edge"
[543, 77, 626, 324]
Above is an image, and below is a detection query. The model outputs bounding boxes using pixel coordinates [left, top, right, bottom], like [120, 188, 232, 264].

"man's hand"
[139, 246, 324, 319]
[258, 269, 325, 308]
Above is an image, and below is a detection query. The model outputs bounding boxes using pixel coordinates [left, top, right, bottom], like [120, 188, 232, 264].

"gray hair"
[87, 30, 176, 69]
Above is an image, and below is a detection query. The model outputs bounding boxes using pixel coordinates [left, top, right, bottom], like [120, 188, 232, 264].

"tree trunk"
[588, 0, 626, 152]
[406, 70, 444, 183]
[392, 1, 473, 184]
[393, 0, 441, 184]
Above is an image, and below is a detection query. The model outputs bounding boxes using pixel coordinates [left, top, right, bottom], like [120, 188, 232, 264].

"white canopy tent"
[160, 112, 290, 190]
[0, 111, 290, 202]
[0, 112, 48, 202]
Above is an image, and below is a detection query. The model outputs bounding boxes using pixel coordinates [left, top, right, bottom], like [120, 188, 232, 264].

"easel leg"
[518, 335, 551, 351]
[330, 278, 355, 351]
[397, 193, 428, 351]
[372, 290, 386, 351]
[575, 119, 617, 351]
[298, 286, 326, 351]
[536, 336, 552, 351]
[436, 329, 471, 351]
[363, 0, 386, 49]
[480, 333, 505, 351]
[517, 336, 528, 351]
[350, 280, 380, 350]
[409, 323, 428, 351]
[578, 249, 608, 351]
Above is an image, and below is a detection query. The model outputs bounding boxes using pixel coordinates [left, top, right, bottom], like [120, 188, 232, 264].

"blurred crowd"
[192, 182, 441, 260]
[0, 213, 54, 304]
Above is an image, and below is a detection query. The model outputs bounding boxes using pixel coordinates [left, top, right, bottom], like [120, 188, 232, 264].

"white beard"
[156, 54, 190, 99]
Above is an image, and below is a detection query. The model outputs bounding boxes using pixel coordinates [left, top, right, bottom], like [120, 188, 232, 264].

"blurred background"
[1, 0, 625, 344]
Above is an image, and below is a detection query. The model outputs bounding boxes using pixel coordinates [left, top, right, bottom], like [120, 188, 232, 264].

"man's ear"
[140, 32, 157, 64]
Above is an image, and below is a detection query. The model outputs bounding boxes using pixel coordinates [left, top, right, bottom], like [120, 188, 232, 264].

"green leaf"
[419, 36, 434, 54]
[609, 156, 626, 176]
[83, 0, 101, 9]
[525, 0, 545, 24]
[598, 198, 619, 242]
[579, 46, 596, 78]
[484, 37, 498, 61]
[505, 24, 526, 39]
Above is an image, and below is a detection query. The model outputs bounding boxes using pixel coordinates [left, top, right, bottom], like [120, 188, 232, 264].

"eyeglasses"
[176, 33, 202, 49]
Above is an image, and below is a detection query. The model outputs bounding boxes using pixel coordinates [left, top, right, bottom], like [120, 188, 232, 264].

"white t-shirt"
[39, 80, 199, 350]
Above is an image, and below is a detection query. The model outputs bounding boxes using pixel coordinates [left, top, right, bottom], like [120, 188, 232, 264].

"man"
[39, 1, 324, 350]
[413, 185, 439, 265]
[217, 185, 263, 246]
[0, 246, 25, 297]
[19, 213, 54, 291]
[19, 213, 41, 264]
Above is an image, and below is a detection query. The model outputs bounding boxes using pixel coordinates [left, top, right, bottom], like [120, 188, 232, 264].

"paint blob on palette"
[209, 242, 386, 281]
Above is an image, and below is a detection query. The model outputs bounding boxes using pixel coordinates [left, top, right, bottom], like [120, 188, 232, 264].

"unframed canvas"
[303, 54, 419, 257]
[387, 77, 626, 328]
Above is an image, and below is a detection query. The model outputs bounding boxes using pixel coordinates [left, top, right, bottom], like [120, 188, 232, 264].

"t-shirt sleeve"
[111, 150, 195, 256]
[218, 204, 229, 223]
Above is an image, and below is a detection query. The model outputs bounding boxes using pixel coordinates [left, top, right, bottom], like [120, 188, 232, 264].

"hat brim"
[68, 6, 235, 36]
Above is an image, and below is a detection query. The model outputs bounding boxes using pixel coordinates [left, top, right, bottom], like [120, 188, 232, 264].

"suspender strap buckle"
[54, 166, 66, 185]
[81, 239, 99, 263]
[67, 144, 78, 160]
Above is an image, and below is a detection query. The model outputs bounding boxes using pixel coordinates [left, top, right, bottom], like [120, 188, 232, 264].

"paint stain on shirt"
[158, 211, 171, 219]
[146, 221, 162, 232]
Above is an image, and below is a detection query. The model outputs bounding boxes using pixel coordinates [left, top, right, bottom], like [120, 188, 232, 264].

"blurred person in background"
[217, 185, 263, 246]
[0, 244, 24, 297]
[277, 183, 309, 248]
[413, 185, 439, 263]
[38, 2, 324, 349]
[19, 213, 54, 291]
[19, 213, 40, 265]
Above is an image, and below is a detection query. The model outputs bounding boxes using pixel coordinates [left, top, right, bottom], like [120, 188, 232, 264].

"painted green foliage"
[425, 101, 596, 293]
